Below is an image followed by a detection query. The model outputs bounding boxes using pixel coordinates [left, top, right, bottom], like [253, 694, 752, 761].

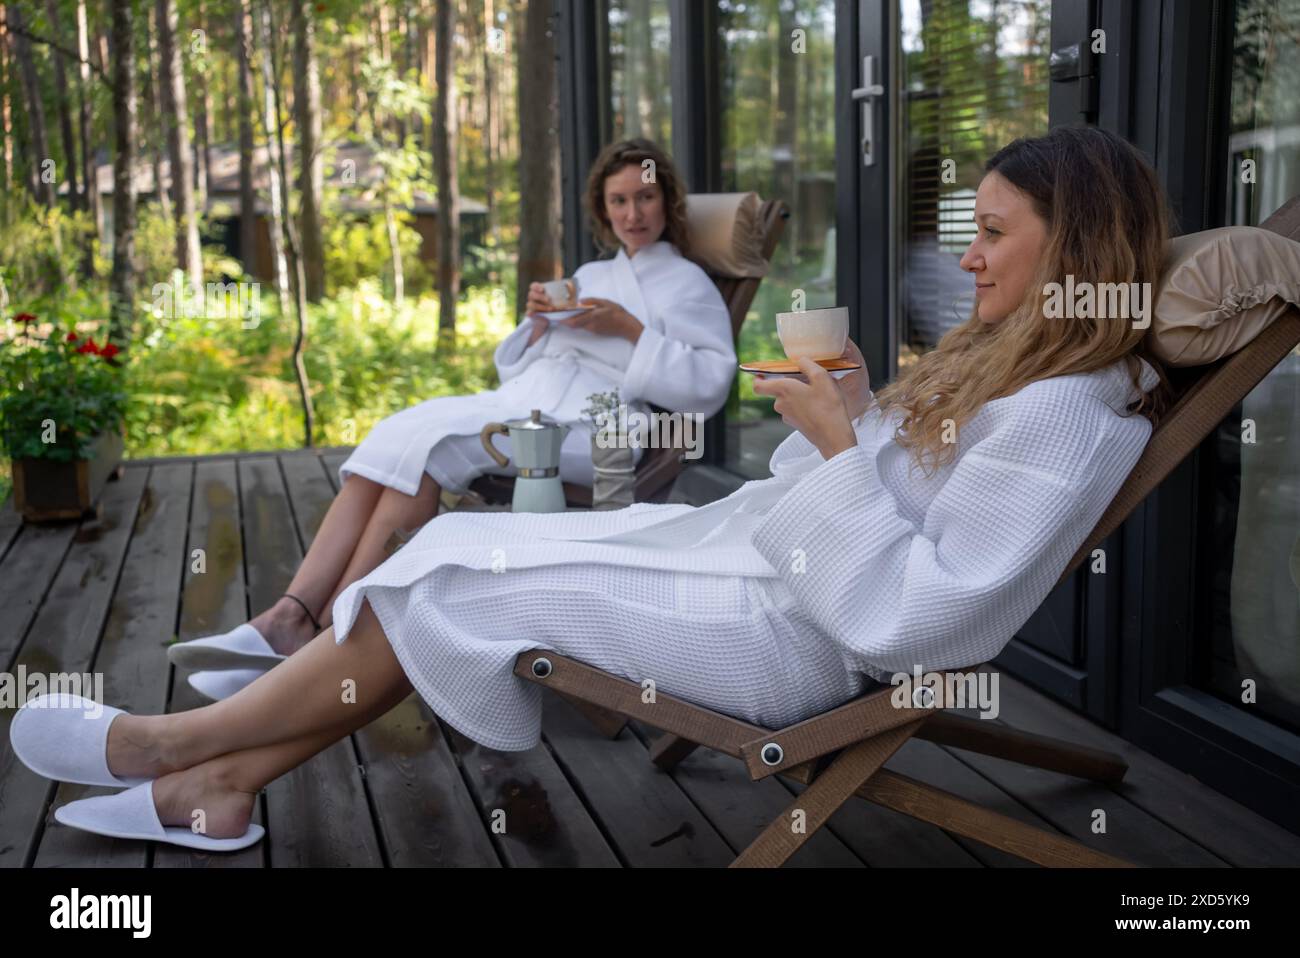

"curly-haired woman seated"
[163, 138, 736, 697]
[12, 126, 1173, 850]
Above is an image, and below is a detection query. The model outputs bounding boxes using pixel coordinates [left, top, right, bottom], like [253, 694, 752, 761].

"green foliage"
[462, 239, 518, 296]
[0, 0, 538, 509]
[121, 281, 514, 459]
[323, 211, 432, 298]
[0, 293, 128, 464]
[0, 192, 98, 299]
[131, 205, 229, 293]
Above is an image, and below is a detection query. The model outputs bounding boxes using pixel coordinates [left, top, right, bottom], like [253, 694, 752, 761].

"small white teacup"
[541, 278, 579, 309]
[776, 306, 849, 360]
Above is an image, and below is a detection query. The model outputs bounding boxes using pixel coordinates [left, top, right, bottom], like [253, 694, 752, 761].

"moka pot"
[480, 409, 571, 513]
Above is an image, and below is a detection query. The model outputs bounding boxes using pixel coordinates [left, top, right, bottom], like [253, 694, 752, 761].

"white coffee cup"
[775, 306, 849, 360]
[541, 278, 579, 309]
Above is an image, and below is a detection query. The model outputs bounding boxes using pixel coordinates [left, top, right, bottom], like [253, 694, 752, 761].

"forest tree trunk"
[155, 0, 203, 291]
[256, 0, 290, 314]
[291, 0, 324, 302]
[433, 0, 459, 346]
[516, 0, 560, 319]
[108, 0, 137, 348]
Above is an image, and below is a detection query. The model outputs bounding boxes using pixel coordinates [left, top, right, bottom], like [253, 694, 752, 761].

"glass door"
[1197, 0, 1300, 736]
[855, 0, 1051, 383]
[607, 0, 674, 150]
[892, 0, 1050, 370]
[715, 0, 843, 479]
[857, 0, 1088, 692]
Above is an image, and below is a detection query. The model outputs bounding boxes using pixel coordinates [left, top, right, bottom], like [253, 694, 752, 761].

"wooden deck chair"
[468, 194, 790, 509]
[515, 195, 1300, 868]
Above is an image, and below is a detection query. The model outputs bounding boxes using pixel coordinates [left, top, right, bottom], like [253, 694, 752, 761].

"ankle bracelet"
[281, 592, 322, 632]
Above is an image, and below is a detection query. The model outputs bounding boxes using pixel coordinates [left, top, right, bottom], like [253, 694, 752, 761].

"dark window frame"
[557, 0, 733, 466]
[1098, 0, 1300, 834]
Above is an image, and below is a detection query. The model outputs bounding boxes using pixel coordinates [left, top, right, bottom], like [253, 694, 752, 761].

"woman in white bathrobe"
[15, 127, 1176, 850]
[166, 139, 735, 680]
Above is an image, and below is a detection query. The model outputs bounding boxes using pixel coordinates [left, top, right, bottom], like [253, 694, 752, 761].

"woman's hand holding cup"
[752, 358, 859, 461]
[525, 282, 555, 317]
[523, 283, 553, 345]
[752, 304, 870, 458]
[525, 279, 577, 317]
[834, 338, 873, 421]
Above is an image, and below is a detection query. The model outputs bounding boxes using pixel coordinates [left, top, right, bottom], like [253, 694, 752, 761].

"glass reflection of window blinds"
[900, 0, 1050, 353]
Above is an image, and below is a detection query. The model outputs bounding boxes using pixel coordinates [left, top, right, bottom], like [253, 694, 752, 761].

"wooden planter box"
[10, 429, 125, 522]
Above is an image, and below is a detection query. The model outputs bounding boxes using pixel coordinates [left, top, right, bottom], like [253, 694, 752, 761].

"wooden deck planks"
[7, 469, 148, 867]
[284, 450, 499, 867]
[155, 457, 264, 869]
[538, 693, 742, 867]
[988, 668, 1300, 867]
[36, 463, 194, 868]
[236, 455, 383, 867]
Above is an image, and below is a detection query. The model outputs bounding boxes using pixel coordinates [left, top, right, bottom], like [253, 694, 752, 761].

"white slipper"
[187, 668, 268, 702]
[54, 781, 265, 851]
[10, 693, 153, 788]
[166, 623, 286, 671]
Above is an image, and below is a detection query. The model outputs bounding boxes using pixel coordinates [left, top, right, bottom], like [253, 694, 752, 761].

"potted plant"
[581, 389, 635, 510]
[1, 312, 128, 522]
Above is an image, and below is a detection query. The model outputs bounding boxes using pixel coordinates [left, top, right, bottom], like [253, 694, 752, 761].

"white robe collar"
[609, 242, 677, 333]
[1097, 355, 1161, 414]
[620, 240, 676, 265]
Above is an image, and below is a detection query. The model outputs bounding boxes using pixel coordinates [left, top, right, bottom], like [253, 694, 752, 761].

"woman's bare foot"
[249, 596, 319, 656]
[151, 761, 258, 839]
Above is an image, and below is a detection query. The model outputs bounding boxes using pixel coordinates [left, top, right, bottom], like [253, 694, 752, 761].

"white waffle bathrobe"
[332, 356, 1160, 751]
[337, 241, 735, 495]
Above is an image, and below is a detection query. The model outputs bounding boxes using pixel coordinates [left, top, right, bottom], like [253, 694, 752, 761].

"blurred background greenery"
[0, 198, 514, 506]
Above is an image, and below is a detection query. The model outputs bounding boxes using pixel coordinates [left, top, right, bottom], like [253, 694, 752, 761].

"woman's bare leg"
[148, 724, 361, 838]
[249, 473, 440, 656]
[249, 474, 385, 654]
[312, 472, 442, 633]
[111, 599, 413, 780]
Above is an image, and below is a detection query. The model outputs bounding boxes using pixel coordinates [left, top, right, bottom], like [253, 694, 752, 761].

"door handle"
[851, 54, 885, 167]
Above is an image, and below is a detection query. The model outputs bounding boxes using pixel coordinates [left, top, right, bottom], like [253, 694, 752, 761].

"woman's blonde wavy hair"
[872, 125, 1175, 478]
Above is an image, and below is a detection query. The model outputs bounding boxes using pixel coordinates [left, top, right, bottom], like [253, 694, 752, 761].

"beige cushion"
[1152, 227, 1300, 366]
[685, 192, 769, 279]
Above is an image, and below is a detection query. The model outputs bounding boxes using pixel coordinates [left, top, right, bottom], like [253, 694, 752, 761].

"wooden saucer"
[739, 357, 861, 376]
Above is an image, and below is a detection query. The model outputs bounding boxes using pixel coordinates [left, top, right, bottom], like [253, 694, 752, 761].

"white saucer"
[535, 306, 594, 322]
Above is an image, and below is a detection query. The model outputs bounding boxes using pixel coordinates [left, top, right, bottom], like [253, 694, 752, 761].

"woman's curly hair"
[584, 138, 692, 259]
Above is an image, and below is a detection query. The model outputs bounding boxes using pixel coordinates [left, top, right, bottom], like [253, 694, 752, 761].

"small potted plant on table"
[1, 313, 128, 522]
[581, 389, 636, 511]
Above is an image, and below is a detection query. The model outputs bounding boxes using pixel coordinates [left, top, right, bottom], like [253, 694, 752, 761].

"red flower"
[100, 342, 120, 360]
[14, 312, 37, 324]
[76, 337, 100, 355]
[67, 332, 79, 342]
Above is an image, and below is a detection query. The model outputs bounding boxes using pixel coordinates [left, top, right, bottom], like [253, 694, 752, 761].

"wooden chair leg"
[649, 733, 700, 770]
[556, 691, 627, 739]
[858, 769, 1135, 867]
[652, 713, 1127, 785]
[731, 722, 923, 868]
[916, 712, 1128, 784]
